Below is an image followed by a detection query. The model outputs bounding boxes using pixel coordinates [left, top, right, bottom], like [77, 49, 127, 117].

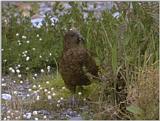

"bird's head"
[64, 28, 84, 50]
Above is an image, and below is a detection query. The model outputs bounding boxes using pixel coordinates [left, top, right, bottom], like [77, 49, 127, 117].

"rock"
[2, 94, 12, 101]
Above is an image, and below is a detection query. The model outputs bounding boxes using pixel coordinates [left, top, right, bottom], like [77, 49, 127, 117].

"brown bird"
[59, 28, 98, 95]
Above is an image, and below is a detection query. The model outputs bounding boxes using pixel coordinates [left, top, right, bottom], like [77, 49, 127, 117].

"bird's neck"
[63, 42, 83, 52]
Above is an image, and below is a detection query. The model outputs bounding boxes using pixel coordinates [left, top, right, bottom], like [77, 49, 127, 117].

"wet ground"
[1, 75, 94, 120]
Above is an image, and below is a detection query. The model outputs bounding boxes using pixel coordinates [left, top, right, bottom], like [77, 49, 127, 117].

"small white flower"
[11, 69, 15, 73]
[24, 51, 28, 53]
[83, 98, 86, 101]
[13, 91, 17, 94]
[28, 89, 32, 92]
[57, 104, 60, 107]
[33, 85, 36, 88]
[57, 100, 61, 103]
[44, 89, 48, 92]
[26, 40, 30, 43]
[36, 34, 39, 37]
[34, 73, 37, 77]
[62, 86, 66, 90]
[26, 112, 31, 119]
[39, 38, 42, 41]
[3, 59, 7, 62]
[52, 92, 56, 96]
[32, 48, 36, 51]
[26, 67, 29, 70]
[18, 42, 22, 46]
[38, 85, 41, 88]
[16, 69, 20, 73]
[9, 67, 13, 71]
[20, 80, 23, 83]
[2, 83, 6, 86]
[27, 94, 30, 97]
[22, 35, 27, 39]
[2, 78, 4, 81]
[13, 80, 16, 83]
[60, 97, 64, 100]
[16, 33, 19, 36]
[35, 118, 38, 120]
[33, 111, 38, 115]
[39, 87, 42, 90]
[18, 74, 22, 77]
[3, 117, 7, 120]
[51, 87, 54, 90]
[47, 95, 52, 100]
[41, 69, 44, 73]
[46, 81, 49, 84]
[49, 53, 52, 56]
[1, 48, 4, 51]
[36, 95, 40, 100]
[26, 56, 30, 61]
[47, 91, 51, 94]
[47, 66, 51, 70]
[17, 64, 21, 67]
[23, 114, 26, 118]
[39, 55, 42, 58]
[43, 115, 47, 119]
[78, 92, 82, 95]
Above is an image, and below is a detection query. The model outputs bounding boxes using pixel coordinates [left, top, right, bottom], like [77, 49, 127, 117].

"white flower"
[51, 87, 54, 90]
[39, 38, 42, 41]
[49, 53, 52, 56]
[26, 40, 30, 43]
[32, 48, 36, 51]
[20, 80, 23, 83]
[83, 98, 86, 101]
[28, 89, 32, 92]
[13, 80, 16, 83]
[2, 83, 6, 86]
[34, 73, 37, 77]
[17, 64, 21, 67]
[78, 92, 82, 95]
[24, 51, 28, 53]
[1, 48, 4, 51]
[47, 95, 52, 100]
[23, 114, 26, 118]
[13, 91, 17, 94]
[35, 118, 38, 120]
[39, 55, 42, 58]
[57, 100, 61, 103]
[44, 89, 48, 92]
[33, 111, 38, 115]
[60, 97, 63, 100]
[22, 35, 27, 39]
[18, 43, 22, 46]
[2, 78, 4, 81]
[16, 33, 19, 36]
[36, 34, 39, 37]
[62, 86, 66, 90]
[52, 92, 56, 96]
[47, 91, 51, 94]
[9, 67, 13, 71]
[27, 94, 30, 97]
[38, 85, 41, 88]
[39, 87, 42, 90]
[16, 69, 20, 73]
[26, 67, 29, 70]
[11, 69, 15, 73]
[26, 56, 30, 61]
[57, 104, 60, 107]
[33, 85, 36, 88]
[36, 95, 40, 100]
[46, 81, 49, 84]
[41, 69, 44, 73]
[3, 59, 7, 62]
[43, 115, 47, 119]
[26, 113, 31, 119]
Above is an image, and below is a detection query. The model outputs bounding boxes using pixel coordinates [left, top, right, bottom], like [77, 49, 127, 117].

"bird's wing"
[80, 48, 98, 77]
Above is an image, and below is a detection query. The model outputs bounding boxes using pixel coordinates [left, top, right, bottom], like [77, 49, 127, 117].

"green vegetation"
[2, 2, 159, 120]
